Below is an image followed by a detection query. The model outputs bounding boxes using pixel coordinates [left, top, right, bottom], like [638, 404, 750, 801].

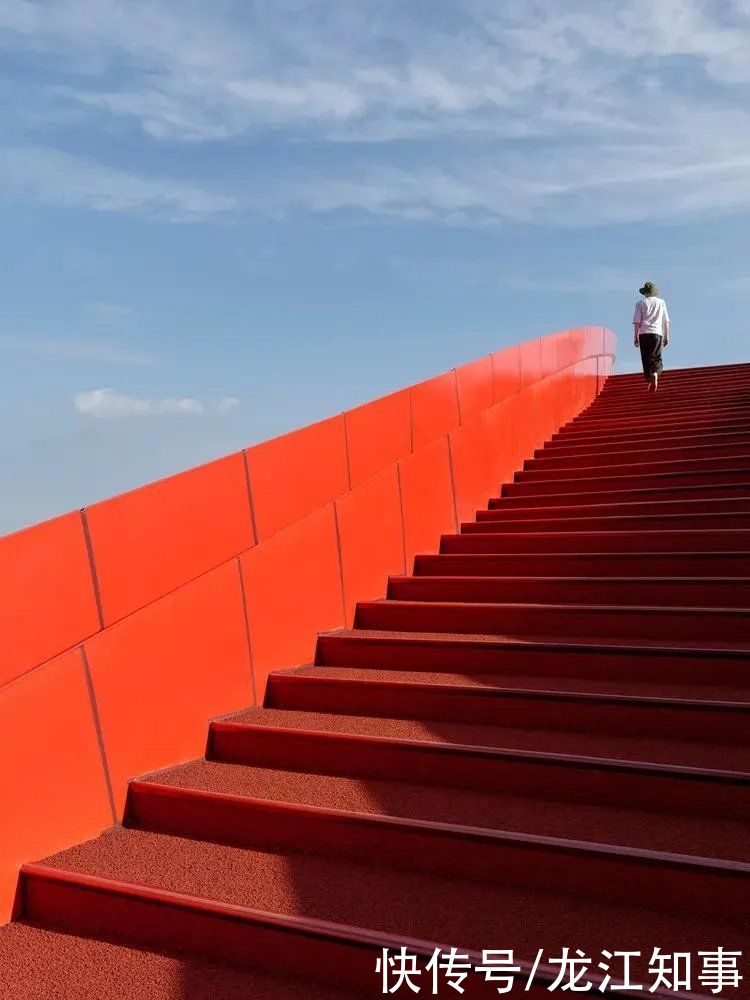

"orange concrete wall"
[0, 325, 615, 922]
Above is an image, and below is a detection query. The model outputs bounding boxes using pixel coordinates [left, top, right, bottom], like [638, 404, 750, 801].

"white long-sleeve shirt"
[633, 296, 669, 337]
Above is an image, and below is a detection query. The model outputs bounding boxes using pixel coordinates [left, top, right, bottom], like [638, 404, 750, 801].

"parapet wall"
[0, 325, 615, 922]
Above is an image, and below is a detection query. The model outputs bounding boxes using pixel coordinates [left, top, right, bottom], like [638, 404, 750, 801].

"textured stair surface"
[3, 363, 750, 998]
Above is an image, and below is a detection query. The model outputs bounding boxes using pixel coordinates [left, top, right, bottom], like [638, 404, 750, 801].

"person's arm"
[633, 322, 639, 347]
[663, 303, 670, 347]
[633, 301, 641, 346]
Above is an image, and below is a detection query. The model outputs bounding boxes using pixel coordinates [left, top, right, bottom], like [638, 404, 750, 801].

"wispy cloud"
[215, 396, 240, 413]
[0, 147, 236, 220]
[74, 388, 240, 418]
[1, 335, 154, 366]
[3, 1, 750, 227]
[3, 0, 749, 136]
[284, 124, 750, 228]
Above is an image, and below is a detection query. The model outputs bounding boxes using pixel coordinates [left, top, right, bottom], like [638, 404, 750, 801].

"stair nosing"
[21, 863, 700, 1000]
[491, 483, 750, 503]
[509, 469, 750, 489]
[320, 627, 750, 659]
[360, 597, 750, 617]
[442, 528, 750, 538]
[271, 670, 750, 712]
[418, 551, 750, 560]
[210, 720, 750, 784]
[389, 573, 750, 584]
[127, 779, 750, 878]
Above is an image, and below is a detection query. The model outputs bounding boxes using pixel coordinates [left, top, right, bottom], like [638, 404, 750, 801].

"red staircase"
[2, 363, 749, 998]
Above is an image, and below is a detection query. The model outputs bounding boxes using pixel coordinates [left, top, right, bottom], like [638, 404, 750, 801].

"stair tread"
[464, 512, 750, 529]
[355, 599, 750, 647]
[286, 664, 750, 703]
[366, 597, 750, 616]
[143, 760, 750, 862]
[481, 505, 750, 517]
[521, 457, 750, 477]
[326, 625, 750, 653]
[0, 922, 355, 1000]
[227, 707, 750, 771]
[395, 573, 750, 583]
[389, 574, 750, 608]
[420, 551, 750, 564]
[478, 507, 750, 521]
[510, 470, 750, 488]
[450, 529, 750, 538]
[494, 480, 750, 496]
[37, 829, 747, 959]
[446, 528, 750, 535]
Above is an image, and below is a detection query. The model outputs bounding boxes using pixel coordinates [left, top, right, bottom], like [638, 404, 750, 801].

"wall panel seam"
[332, 501, 348, 625]
[342, 412, 353, 491]
[446, 434, 459, 532]
[395, 463, 408, 574]
[241, 450, 259, 546]
[80, 508, 105, 630]
[79, 645, 118, 824]
[407, 388, 414, 454]
[236, 558, 258, 705]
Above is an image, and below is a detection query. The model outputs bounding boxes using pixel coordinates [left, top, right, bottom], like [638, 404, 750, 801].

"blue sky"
[2, 0, 750, 534]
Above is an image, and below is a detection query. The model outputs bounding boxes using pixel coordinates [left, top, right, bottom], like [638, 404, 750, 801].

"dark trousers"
[639, 334, 663, 380]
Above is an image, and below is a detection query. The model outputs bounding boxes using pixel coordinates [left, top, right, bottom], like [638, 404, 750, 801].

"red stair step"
[569, 402, 750, 429]
[415, 551, 750, 577]
[599, 361, 750, 383]
[578, 391, 750, 417]
[493, 481, 750, 507]
[580, 393, 750, 418]
[304, 663, 750, 703]
[124, 780, 750, 917]
[355, 598, 750, 644]
[463, 511, 750, 532]
[551, 421, 750, 447]
[207, 722, 750, 826]
[519, 454, 750, 481]
[477, 495, 750, 519]
[504, 470, 750, 498]
[229, 703, 750, 771]
[528, 440, 750, 468]
[266, 669, 750, 745]
[26, 831, 749, 966]
[0, 921, 364, 1000]
[440, 528, 750, 554]
[388, 574, 750, 609]
[21, 863, 519, 998]
[316, 628, 750, 688]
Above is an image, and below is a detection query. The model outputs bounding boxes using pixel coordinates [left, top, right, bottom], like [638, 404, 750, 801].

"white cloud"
[74, 389, 241, 418]
[0, 147, 236, 220]
[285, 118, 750, 228]
[216, 396, 240, 413]
[74, 389, 202, 418]
[1, 335, 154, 366]
[4, 1, 750, 227]
[7, 0, 750, 142]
